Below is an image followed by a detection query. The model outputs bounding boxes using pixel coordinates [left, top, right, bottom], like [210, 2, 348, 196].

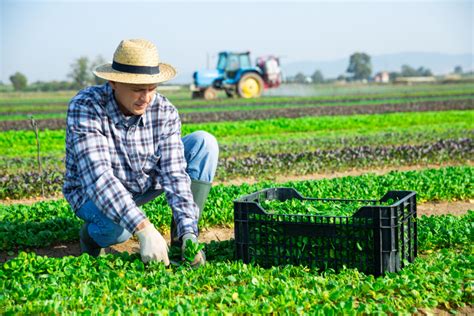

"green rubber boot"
[79, 224, 105, 257]
[171, 179, 212, 247]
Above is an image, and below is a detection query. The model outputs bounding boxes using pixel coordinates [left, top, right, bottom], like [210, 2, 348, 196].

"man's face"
[109, 81, 158, 116]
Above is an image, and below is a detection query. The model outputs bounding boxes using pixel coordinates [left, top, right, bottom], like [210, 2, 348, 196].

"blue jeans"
[76, 131, 219, 248]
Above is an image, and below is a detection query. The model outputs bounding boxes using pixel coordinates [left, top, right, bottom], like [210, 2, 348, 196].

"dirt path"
[417, 200, 473, 216]
[0, 226, 234, 262]
[218, 162, 472, 186]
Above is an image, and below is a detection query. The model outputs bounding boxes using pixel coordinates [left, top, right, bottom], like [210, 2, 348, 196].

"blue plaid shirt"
[63, 83, 198, 236]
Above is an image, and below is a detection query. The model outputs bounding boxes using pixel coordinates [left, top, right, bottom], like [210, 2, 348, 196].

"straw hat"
[93, 39, 177, 84]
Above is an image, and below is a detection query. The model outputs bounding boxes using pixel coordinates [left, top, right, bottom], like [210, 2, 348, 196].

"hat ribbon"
[112, 61, 160, 75]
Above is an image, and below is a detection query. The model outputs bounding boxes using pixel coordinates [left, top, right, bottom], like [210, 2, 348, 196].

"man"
[63, 39, 218, 267]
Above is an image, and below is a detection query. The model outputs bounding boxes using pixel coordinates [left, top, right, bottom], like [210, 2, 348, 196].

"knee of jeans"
[194, 130, 219, 159]
[90, 222, 132, 248]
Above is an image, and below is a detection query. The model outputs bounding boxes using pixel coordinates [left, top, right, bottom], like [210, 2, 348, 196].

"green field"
[0, 83, 472, 314]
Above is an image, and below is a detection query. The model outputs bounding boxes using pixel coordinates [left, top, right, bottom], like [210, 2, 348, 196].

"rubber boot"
[171, 179, 212, 247]
[79, 223, 105, 257]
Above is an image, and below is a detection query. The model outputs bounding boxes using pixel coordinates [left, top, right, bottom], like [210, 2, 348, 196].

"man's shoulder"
[155, 92, 175, 110]
[153, 92, 180, 117]
[69, 84, 110, 111]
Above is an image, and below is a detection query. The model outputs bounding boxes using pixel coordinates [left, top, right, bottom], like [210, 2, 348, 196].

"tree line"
[286, 52, 466, 84]
[4, 55, 106, 92]
[3, 52, 469, 91]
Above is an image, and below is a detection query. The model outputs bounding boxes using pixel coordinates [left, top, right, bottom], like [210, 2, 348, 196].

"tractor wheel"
[203, 87, 218, 100]
[225, 90, 234, 98]
[191, 91, 203, 99]
[237, 73, 264, 99]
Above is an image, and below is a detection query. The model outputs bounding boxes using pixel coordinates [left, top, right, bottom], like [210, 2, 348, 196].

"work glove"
[182, 233, 206, 268]
[136, 224, 170, 266]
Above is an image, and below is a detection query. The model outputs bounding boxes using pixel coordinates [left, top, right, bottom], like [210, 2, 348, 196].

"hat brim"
[93, 62, 177, 84]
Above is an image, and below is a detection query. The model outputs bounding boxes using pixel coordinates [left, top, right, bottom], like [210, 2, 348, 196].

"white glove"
[136, 224, 170, 265]
[182, 233, 206, 267]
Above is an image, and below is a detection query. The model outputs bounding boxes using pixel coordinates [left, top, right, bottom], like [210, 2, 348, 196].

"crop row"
[0, 88, 471, 119]
[1, 224, 472, 314]
[1, 111, 471, 198]
[180, 99, 474, 124]
[1, 110, 471, 157]
[178, 93, 474, 110]
[1, 98, 473, 129]
[2, 137, 470, 200]
[219, 138, 473, 178]
[220, 128, 472, 158]
[3, 94, 473, 115]
[1, 82, 472, 107]
[1, 126, 469, 174]
[1, 111, 470, 204]
[1, 166, 471, 250]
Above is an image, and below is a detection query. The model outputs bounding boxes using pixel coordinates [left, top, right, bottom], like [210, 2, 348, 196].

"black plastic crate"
[234, 188, 417, 276]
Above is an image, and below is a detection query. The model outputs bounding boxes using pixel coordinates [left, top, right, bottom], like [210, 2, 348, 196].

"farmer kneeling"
[63, 39, 218, 267]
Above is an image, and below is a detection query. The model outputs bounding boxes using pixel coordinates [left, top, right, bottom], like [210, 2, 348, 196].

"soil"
[417, 200, 473, 216]
[416, 306, 473, 316]
[218, 162, 472, 186]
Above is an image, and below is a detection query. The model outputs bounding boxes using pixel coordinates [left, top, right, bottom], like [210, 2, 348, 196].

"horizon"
[1, 0, 472, 84]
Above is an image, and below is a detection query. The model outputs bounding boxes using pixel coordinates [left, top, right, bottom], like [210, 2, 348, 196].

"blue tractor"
[191, 51, 282, 100]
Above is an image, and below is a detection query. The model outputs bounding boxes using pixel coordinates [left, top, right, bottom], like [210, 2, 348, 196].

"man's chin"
[132, 105, 148, 115]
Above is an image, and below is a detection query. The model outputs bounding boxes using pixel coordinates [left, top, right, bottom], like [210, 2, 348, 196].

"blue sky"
[1, 0, 472, 83]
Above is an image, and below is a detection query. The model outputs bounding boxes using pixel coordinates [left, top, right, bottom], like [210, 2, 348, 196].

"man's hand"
[182, 233, 206, 267]
[136, 223, 170, 265]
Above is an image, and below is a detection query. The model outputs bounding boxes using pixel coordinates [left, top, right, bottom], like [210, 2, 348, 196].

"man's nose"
[140, 91, 151, 101]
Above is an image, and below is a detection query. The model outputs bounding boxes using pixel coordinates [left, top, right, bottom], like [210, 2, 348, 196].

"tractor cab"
[191, 51, 281, 100]
[217, 51, 253, 81]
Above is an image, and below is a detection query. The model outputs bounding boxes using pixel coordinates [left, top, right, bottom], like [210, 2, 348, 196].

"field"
[0, 83, 473, 314]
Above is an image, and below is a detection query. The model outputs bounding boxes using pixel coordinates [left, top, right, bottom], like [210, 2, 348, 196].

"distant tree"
[417, 66, 432, 77]
[69, 56, 92, 89]
[311, 70, 324, 84]
[336, 74, 346, 81]
[294, 72, 307, 84]
[346, 52, 372, 81]
[401, 65, 418, 77]
[90, 55, 107, 85]
[401, 65, 432, 77]
[389, 71, 401, 81]
[9, 72, 28, 91]
[454, 65, 463, 74]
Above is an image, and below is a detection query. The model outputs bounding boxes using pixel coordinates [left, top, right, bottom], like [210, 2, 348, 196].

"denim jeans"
[76, 131, 219, 248]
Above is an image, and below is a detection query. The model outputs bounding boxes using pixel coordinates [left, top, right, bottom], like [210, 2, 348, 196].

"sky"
[0, 0, 472, 84]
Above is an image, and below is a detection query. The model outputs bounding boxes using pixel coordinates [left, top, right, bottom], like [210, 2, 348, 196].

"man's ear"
[108, 81, 116, 89]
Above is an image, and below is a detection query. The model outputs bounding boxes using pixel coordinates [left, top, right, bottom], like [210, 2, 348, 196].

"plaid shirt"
[63, 83, 198, 236]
